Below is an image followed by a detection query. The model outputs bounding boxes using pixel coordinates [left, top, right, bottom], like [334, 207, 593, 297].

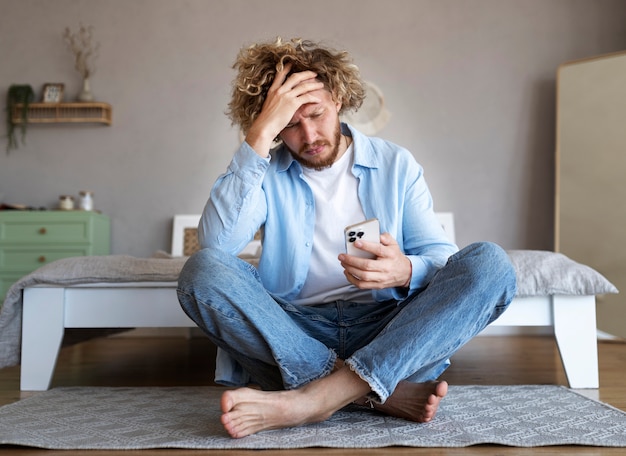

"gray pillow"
[507, 250, 618, 297]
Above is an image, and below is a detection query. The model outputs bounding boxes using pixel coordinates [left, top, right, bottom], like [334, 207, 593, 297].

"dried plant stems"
[63, 24, 99, 79]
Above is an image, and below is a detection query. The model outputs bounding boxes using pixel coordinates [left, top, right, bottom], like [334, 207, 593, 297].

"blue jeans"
[177, 242, 517, 403]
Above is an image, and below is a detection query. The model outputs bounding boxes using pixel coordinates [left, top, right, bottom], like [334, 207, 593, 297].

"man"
[177, 37, 516, 439]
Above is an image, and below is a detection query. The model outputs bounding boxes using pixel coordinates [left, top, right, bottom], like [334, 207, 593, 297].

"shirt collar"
[273, 122, 379, 173]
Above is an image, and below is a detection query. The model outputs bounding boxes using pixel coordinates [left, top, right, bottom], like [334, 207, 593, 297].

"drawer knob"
[38, 227, 47, 235]
[38, 256, 46, 263]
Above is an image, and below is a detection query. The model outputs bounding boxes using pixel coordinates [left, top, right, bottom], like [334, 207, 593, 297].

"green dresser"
[0, 211, 110, 301]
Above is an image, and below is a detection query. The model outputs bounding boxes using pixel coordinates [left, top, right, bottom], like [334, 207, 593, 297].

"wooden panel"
[556, 51, 626, 338]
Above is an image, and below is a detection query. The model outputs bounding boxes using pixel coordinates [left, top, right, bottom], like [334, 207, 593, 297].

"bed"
[0, 214, 617, 391]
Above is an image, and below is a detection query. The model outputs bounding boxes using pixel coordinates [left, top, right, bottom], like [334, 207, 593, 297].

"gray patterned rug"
[0, 385, 625, 449]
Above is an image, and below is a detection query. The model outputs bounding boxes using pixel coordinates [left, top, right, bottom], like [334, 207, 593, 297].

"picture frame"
[42, 83, 64, 103]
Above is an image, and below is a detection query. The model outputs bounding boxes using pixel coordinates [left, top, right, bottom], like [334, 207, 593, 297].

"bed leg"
[553, 295, 599, 389]
[21, 288, 65, 391]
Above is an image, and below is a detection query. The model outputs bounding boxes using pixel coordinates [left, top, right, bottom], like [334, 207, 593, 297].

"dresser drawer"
[0, 212, 110, 303]
[0, 219, 93, 245]
[0, 247, 91, 272]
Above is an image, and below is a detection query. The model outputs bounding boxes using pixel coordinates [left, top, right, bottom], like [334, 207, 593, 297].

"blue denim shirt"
[199, 123, 458, 303]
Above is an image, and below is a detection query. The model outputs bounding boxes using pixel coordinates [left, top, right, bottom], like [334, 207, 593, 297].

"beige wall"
[1, 0, 625, 256]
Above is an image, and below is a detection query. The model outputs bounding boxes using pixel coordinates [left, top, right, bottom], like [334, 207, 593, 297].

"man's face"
[279, 88, 343, 171]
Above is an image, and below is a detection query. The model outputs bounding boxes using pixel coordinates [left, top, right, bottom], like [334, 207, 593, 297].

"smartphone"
[344, 218, 380, 259]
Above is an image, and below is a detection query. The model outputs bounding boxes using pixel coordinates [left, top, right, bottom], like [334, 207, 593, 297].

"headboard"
[171, 214, 202, 256]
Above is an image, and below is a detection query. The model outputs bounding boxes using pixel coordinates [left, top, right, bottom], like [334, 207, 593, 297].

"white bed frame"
[20, 214, 599, 390]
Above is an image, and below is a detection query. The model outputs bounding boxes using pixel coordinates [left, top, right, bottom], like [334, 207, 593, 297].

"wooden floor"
[0, 333, 625, 455]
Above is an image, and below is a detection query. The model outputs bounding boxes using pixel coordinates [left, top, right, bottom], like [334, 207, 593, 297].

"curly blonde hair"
[227, 37, 365, 134]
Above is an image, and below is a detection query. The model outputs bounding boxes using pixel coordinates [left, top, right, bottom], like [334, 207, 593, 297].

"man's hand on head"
[245, 63, 324, 157]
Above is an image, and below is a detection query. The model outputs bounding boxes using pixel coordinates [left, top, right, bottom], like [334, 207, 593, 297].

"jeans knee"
[457, 241, 517, 296]
[179, 248, 219, 289]
[177, 248, 260, 306]
[478, 242, 517, 306]
[482, 242, 516, 284]
[467, 241, 510, 267]
[464, 240, 502, 259]
[177, 248, 240, 305]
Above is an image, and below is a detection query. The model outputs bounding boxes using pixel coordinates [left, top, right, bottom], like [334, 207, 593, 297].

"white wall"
[1, 0, 625, 256]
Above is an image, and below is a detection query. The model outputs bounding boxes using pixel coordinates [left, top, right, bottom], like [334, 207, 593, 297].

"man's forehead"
[299, 101, 324, 114]
[288, 102, 325, 124]
[289, 88, 334, 119]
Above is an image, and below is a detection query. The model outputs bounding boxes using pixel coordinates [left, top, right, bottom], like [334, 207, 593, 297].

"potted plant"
[5, 84, 34, 153]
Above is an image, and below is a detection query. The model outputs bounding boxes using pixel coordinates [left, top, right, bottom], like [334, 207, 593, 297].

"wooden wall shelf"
[11, 102, 112, 125]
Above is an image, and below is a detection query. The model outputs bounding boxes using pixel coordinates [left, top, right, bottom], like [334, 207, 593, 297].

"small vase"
[77, 77, 94, 102]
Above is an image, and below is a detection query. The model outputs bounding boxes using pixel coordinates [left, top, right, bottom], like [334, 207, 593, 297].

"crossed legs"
[220, 364, 448, 439]
[178, 243, 516, 438]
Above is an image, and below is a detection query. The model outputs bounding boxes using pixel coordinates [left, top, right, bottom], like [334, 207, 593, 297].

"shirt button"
[305, 242, 311, 247]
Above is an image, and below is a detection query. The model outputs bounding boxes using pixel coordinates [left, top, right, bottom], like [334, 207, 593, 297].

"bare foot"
[220, 387, 330, 438]
[355, 380, 448, 423]
[220, 366, 371, 438]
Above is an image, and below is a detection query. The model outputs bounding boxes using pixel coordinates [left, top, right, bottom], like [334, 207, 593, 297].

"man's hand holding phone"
[344, 219, 380, 259]
[340, 219, 412, 290]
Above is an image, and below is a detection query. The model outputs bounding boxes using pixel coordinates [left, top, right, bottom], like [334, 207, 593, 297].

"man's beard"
[288, 122, 342, 171]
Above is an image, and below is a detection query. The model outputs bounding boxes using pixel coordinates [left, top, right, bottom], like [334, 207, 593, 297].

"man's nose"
[301, 121, 316, 143]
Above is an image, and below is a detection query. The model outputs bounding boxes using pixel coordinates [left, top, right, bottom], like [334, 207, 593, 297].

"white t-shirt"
[294, 144, 374, 305]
